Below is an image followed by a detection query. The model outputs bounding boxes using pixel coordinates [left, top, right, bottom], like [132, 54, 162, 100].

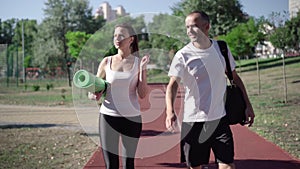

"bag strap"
[217, 40, 234, 84]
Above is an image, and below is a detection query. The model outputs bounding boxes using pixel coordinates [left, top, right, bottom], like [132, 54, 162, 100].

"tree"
[269, 27, 289, 52]
[32, 21, 63, 70]
[73, 15, 148, 73]
[268, 12, 289, 51]
[66, 31, 91, 59]
[1, 18, 39, 84]
[33, 0, 105, 86]
[285, 11, 300, 52]
[13, 19, 38, 68]
[218, 18, 265, 59]
[0, 19, 17, 80]
[0, 19, 16, 45]
[146, 14, 187, 70]
[218, 17, 266, 95]
[171, 0, 248, 37]
[268, 12, 290, 104]
[42, 0, 71, 85]
[68, 0, 105, 33]
[148, 13, 187, 49]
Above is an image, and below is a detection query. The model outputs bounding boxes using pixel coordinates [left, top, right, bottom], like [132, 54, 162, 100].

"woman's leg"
[99, 114, 120, 169]
[120, 116, 142, 169]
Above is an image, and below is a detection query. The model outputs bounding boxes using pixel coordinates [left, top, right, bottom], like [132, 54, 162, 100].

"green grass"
[236, 56, 300, 73]
[238, 56, 300, 158]
[0, 79, 73, 106]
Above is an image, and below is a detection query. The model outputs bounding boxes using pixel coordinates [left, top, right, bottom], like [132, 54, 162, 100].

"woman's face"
[113, 27, 133, 50]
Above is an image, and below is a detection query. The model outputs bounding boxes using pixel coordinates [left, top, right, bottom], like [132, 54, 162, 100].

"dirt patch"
[0, 128, 98, 168]
[0, 104, 99, 168]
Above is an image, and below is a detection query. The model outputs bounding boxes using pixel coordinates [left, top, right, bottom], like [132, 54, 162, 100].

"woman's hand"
[139, 55, 150, 82]
[140, 55, 150, 69]
[88, 91, 103, 101]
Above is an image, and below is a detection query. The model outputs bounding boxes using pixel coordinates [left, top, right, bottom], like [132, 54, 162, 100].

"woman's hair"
[115, 23, 140, 57]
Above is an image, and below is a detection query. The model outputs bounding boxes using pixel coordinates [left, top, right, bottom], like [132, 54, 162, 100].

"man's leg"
[219, 163, 235, 169]
[181, 122, 211, 169]
[212, 117, 235, 169]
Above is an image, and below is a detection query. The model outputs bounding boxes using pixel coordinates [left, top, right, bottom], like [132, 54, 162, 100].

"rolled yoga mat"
[73, 70, 107, 93]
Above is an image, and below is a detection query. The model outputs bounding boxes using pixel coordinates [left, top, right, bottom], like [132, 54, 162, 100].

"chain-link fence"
[0, 44, 7, 79]
[0, 44, 26, 86]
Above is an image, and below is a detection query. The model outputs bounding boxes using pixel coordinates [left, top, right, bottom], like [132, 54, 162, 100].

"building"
[255, 41, 281, 59]
[254, 1, 300, 59]
[94, 1, 128, 22]
[289, 0, 300, 18]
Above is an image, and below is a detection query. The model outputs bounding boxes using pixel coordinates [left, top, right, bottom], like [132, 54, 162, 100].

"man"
[165, 11, 255, 169]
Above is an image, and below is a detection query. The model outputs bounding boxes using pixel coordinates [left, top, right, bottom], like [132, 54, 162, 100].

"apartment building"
[94, 1, 128, 22]
[289, 0, 300, 18]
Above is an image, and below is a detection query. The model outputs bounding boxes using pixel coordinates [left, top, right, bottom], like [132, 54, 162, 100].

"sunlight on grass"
[239, 58, 300, 158]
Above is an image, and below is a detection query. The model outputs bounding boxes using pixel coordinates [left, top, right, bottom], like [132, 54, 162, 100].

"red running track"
[84, 84, 300, 169]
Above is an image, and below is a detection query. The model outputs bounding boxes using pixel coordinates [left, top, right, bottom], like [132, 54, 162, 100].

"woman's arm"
[88, 57, 108, 100]
[96, 57, 108, 79]
[137, 55, 150, 99]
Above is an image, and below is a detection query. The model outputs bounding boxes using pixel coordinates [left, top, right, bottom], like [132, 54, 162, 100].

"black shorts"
[180, 116, 234, 167]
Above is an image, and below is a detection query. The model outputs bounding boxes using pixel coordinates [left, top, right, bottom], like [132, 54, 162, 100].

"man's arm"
[232, 70, 255, 126]
[165, 76, 180, 132]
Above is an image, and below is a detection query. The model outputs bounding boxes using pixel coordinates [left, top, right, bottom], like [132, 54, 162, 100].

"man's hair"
[188, 11, 210, 24]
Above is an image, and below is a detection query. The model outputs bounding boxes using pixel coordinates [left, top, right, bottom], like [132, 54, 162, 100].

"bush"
[148, 69, 163, 76]
[61, 88, 66, 100]
[32, 85, 40, 91]
[46, 83, 54, 91]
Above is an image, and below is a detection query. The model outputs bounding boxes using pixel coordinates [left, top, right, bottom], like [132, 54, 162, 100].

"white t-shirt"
[100, 56, 141, 117]
[168, 40, 236, 122]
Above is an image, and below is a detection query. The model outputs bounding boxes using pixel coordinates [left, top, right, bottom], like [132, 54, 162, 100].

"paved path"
[84, 84, 300, 169]
[0, 104, 80, 130]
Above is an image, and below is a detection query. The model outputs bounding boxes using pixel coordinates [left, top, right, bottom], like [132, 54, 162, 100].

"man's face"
[185, 14, 209, 42]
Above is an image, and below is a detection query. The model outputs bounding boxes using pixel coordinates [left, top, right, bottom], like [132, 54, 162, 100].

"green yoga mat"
[73, 70, 106, 93]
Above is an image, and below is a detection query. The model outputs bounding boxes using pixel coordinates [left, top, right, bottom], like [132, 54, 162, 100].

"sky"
[0, 0, 289, 22]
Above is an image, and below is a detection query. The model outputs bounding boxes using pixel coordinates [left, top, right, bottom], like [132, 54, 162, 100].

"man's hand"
[165, 111, 177, 133]
[245, 105, 255, 127]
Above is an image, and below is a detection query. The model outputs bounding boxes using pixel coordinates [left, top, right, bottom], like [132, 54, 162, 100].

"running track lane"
[84, 84, 300, 169]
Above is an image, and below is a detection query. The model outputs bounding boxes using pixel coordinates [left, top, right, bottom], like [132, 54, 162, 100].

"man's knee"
[189, 166, 201, 169]
[218, 162, 235, 169]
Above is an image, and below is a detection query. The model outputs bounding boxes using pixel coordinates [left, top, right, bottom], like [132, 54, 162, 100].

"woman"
[90, 23, 149, 169]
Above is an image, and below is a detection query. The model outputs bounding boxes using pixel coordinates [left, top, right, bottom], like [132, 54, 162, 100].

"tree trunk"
[256, 55, 261, 95]
[282, 51, 287, 103]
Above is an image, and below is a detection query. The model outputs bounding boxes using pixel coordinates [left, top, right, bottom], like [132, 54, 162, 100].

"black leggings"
[99, 113, 142, 169]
